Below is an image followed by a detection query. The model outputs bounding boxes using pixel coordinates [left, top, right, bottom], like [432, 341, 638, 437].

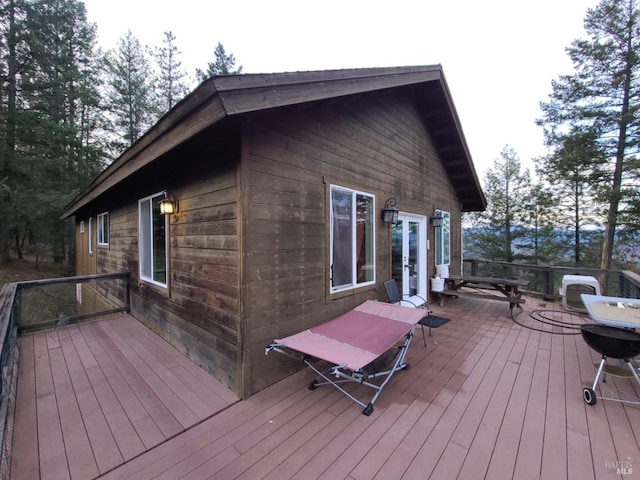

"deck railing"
[0, 272, 130, 479]
[462, 259, 640, 300]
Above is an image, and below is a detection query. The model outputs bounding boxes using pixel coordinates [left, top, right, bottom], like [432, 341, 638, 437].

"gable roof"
[61, 65, 486, 218]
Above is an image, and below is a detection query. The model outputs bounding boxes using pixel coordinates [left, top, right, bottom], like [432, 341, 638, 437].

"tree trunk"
[0, 0, 18, 264]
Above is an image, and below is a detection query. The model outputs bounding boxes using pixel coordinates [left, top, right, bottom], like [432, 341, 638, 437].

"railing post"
[541, 267, 554, 300]
[12, 288, 21, 329]
[126, 274, 131, 312]
[470, 260, 478, 276]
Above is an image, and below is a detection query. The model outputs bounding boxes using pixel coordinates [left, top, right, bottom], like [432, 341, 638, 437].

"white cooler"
[560, 275, 601, 312]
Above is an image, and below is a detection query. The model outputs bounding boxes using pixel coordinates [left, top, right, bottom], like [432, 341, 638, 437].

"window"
[88, 218, 93, 254]
[80, 220, 85, 233]
[97, 212, 109, 246]
[435, 210, 451, 266]
[139, 192, 168, 287]
[330, 185, 375, 292]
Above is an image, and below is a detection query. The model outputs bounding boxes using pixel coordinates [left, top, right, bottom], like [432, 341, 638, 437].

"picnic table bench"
[436, 274, 528, 319]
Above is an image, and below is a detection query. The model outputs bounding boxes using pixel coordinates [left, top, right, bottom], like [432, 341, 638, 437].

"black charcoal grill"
[580, 324, 640, 406]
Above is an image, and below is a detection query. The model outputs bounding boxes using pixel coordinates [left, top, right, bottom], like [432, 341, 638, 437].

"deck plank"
[57, 328, 124, 474]
[11, 335, 40, 480]
[33, 333, 70, 480]
[77, 322, 165, 449]
[87, 320, 184, 438]
[97, 321, 200, 427]
[66, 326, 146, 461]
[47, 330, 99, 480]
[113, 316, 238, 406]
[10, 297, 640, 480]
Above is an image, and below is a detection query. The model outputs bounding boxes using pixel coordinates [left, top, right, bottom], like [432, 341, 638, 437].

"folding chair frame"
[266, 326, 416, 416]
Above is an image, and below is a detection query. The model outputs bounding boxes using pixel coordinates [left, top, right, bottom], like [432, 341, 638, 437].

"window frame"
[435, 210, 451, 266]
[138, 192, 169, 288]
[329, 185, 376, 294]
[97, 212, 109, 246]
[88, 217, 93, 255]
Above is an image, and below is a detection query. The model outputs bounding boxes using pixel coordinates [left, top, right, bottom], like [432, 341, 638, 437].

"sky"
[82, 0, 600, 177]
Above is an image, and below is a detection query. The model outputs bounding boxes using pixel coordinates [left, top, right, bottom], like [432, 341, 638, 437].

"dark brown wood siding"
[242, 88, 462, 393]
[78, 133, 243, 394]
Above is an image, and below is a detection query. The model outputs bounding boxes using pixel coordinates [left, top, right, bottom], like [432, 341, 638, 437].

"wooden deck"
[11, 314, 239, 480]
[11, 295, 640, 479]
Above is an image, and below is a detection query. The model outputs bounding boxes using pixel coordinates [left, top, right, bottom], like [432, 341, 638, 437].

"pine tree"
[0, 0, 104, 263]
[103, 30, 158, 154]
[534, 128, 605, 265]
[153, 31, 189, 113]
[195, 42, 242, 82]
[464, 146, 532, 263]
[538, 0, 640, 271]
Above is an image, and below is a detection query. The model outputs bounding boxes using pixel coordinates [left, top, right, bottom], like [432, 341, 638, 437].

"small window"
[80, 220, 85, 233]
[330, 185, 375, 293]
[88, 217, 93, 254]
[435, 210, 451, 266]
[139, 192, 168, 287]
[97, 212, 109, 246]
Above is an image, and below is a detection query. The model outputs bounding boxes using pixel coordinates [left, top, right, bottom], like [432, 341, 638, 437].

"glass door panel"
[390, 214, 427, 301]
[391, 220, 404, 293]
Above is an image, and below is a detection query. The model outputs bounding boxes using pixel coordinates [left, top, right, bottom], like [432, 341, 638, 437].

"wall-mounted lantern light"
[430, 209, 443, 228]
[381, 197, 399, 225]
[159, 190, 178, 215]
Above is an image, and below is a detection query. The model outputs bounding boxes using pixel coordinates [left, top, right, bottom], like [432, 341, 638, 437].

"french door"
[391, 213, 427, 303]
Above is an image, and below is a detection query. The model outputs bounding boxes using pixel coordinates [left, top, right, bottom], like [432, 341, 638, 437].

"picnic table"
[436, 274, 528, 318]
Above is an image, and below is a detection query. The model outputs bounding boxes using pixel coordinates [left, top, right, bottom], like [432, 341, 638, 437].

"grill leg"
[592, 355, 607, 390]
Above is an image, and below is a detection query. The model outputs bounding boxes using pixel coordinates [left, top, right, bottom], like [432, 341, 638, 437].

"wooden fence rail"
[462, 258, 640, 299]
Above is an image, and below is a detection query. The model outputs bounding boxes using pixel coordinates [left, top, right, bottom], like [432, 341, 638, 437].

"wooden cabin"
[61, 65, 486, 399]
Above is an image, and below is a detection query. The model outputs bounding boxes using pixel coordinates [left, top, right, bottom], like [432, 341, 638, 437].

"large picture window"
[139, 193, 168, 287]
[330, 185, 375, 292]
[97, 212, 109, 246]
[435, 210, 451, 266]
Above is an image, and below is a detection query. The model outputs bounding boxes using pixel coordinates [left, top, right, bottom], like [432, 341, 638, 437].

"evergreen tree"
[103, 30, 158, 154]
[196, 42, 242, 82]
[535, 129, 605, 265]
[538, 0, 640, 271]
[0, 0, 104, 264]
[464, 146, 532, 262]
[0, 0, 28, 263]
[519, 182, 566, 265]
[153, 31, 189, 113]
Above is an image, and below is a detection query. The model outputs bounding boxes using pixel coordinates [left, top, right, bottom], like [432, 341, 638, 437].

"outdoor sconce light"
[430, 209, 443, 228]
[159, 191, 178, 215]
[381, 197, 399, 225]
